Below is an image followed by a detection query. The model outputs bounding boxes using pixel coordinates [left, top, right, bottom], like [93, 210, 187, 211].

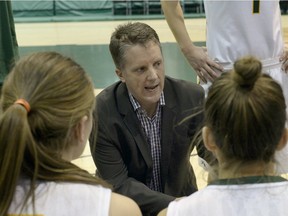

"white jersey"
[167, 176, 288, 216]
[8, 179, 112, 216]
[204, 0, 284, 70]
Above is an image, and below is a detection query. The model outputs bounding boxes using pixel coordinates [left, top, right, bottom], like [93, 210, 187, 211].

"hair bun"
[232, 56, 262, 88]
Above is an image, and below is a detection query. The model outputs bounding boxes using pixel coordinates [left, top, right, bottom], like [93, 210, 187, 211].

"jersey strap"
[209, 175, 287, 186]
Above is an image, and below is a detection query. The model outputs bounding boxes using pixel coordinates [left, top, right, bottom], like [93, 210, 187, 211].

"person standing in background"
[161, 0, 288, 173]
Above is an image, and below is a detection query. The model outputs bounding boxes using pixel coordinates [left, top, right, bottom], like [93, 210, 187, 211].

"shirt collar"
[128, 91, 165, 111]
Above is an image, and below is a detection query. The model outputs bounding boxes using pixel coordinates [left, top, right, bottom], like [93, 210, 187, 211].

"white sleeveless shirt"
[167, 176, 288, 216]
[8, 180, 112, 216]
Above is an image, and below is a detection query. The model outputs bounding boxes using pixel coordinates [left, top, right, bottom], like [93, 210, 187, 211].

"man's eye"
[155, 61, 162, 67]
[136, 67, 145, 73]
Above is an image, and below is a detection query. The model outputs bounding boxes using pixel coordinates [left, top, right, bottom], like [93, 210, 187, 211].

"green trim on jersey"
[209, 176, 287, 186]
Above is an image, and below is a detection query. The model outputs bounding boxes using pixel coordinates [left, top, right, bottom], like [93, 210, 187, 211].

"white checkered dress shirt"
[129, 92, 165, 192]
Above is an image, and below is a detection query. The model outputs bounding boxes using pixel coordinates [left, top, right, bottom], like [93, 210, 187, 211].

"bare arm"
[109, 193, 142, 216]
[161, 0, 223, 82]
[157, 208, 168, 216]
[280, 45, 288, 73]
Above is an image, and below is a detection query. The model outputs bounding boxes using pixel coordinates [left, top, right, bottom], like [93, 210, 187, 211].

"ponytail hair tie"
[14, 99, 31, 113]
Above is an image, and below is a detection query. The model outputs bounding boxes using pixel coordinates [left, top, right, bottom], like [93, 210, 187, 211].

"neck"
[142, 103, 158, 118]
[218, 160, 276, 179]
[61, 152, 73, 162]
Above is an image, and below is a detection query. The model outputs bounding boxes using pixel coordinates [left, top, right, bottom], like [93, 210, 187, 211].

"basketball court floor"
[14, 15, 288, 189]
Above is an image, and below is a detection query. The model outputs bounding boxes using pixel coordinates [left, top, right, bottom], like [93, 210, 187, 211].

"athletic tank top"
[8, 180, 112, 216]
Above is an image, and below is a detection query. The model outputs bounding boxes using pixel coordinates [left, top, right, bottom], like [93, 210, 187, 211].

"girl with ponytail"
[0, 52, 141, 216]
[159, 56, 288, 216]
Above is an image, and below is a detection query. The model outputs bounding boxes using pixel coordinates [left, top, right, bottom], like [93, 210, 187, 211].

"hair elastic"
[14, 99, 31, 113]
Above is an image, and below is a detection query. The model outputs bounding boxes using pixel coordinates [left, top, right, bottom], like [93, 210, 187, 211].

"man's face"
[116, 41, 165, 111]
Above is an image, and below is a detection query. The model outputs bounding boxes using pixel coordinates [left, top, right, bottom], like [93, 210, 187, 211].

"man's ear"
[277, 128, 288, 151]
[202, 126, 218, 154]
[116, 68, 125, 83]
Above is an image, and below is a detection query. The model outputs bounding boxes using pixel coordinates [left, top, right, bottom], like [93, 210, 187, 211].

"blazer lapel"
[117, 83, 152, 169]
[160, 105, 174, 188]
[160, 79, 177, 189]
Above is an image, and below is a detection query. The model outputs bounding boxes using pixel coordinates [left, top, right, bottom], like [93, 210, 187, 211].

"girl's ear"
[116, 68, 125, 83]
[277, 128, 288, 151]
[63, 115, 89, 161]
[75, 115, 89, 146]
[202, 126, 218, 154]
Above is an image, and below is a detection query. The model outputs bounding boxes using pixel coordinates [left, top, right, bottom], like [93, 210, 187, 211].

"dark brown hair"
[205, 56, 286, 163]
[109, 22, 161, 69]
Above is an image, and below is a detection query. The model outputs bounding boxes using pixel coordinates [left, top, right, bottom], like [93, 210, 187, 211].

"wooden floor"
[15, 16, 288, 46]
[14, 15, 288, 189]
[15, 18, 206, 46]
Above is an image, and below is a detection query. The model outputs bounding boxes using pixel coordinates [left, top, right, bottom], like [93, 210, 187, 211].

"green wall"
[19, 42, 201, 88]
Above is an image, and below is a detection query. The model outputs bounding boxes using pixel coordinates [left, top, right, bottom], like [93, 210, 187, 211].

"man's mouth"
[145, 84, 159, 90]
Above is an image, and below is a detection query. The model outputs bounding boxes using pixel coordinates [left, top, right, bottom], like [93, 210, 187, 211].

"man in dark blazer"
[89, 22, 206, 216]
